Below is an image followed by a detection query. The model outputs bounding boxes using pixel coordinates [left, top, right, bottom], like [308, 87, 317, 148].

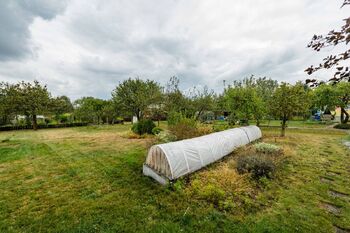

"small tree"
[102, 100, 120, 124]
[6, 81, 51, 130]
[51, 96, 74, 123]
[164, 76, 187, 114]
[337, 82, 350, 123]
[1, 83, 20, 125]
[188, 86, 215, 120]
[111, 78, 162, 121]
[73, 97, 106, 124]
[312, 84, 339, 114]
[270, 82, 310, 136]
[312, 82, 350, 123]
[225, 86, 263, 125]
[226, 76, 278, 126]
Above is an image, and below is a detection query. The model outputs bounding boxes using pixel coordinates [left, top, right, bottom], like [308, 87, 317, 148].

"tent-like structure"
[143, 126, 262, 184]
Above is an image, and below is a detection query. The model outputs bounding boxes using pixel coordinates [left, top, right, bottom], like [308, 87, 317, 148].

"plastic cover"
[152, 126, 262, 180]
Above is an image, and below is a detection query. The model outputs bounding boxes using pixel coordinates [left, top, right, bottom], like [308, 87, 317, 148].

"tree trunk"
[341, 107, 349, 124]
[341, 109, 344, 123]
[32, 114, 38, 131]
[136, 110, 141, 121]
[281, 118, 287, 137]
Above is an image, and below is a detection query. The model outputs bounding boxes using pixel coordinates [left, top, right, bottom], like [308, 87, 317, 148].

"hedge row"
[334, 123, 350, 129]
[0, 122, 89, 131]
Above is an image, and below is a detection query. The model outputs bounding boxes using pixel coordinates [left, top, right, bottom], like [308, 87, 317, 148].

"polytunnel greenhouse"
[143, 126, 262, 184]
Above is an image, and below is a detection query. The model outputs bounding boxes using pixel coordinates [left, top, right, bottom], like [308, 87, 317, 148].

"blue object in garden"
[314, 112, 321, 121]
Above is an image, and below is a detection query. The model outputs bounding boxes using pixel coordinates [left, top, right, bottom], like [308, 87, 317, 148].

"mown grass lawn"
[0, 123, 349, 233]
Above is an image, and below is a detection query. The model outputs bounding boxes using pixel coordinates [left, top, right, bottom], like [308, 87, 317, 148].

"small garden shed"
[143, 126, 262, 184]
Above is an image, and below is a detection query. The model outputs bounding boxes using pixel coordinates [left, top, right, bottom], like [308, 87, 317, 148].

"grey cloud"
[0, 0, 67, 61]
[19, 0, 68, 20]
[0, 0, 348, 99]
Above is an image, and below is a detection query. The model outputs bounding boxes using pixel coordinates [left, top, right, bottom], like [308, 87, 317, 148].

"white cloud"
[0, 0, 348, 99]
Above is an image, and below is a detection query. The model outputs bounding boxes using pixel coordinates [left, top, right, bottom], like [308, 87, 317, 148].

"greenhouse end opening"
[143, 126, 262, 185]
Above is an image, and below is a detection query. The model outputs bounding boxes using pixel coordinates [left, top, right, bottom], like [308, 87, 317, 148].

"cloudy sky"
[0, 0, 347, 99]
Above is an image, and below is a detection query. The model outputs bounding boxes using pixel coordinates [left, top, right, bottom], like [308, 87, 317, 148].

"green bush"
[334, 123, 350, 129]
[236, 155, 275, 179]
[167, 111, 184, 126]
[254, 143, 282, 155]
[131, 119, 156, 135]
[168, 117, 199, 140]
[155, 131, 177, 143]
[151, 127, 163, 135]
[0, 123, 88, 131]
[58, 113, 72, 123]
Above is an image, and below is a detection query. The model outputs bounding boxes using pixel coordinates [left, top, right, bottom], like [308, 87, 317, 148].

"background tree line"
[0, 75, 349, 135]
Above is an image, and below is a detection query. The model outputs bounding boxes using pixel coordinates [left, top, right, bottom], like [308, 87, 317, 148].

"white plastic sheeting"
[145, 126, 262, 181]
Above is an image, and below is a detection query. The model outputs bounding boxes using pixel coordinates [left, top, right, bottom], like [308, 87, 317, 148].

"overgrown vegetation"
[236, 155, 276, 179]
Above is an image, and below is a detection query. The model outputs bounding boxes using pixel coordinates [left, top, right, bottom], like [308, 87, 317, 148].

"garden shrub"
[167, 111, 184, 126]
[167, 112, 213, 139]
[131, 119, 156, 135]
[168, 117, 199, 140]
[254, 143, 282, 155]
[334, 123, 350, 129]
[236, 155, 275, 179]
[151, 127, 163, 135]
